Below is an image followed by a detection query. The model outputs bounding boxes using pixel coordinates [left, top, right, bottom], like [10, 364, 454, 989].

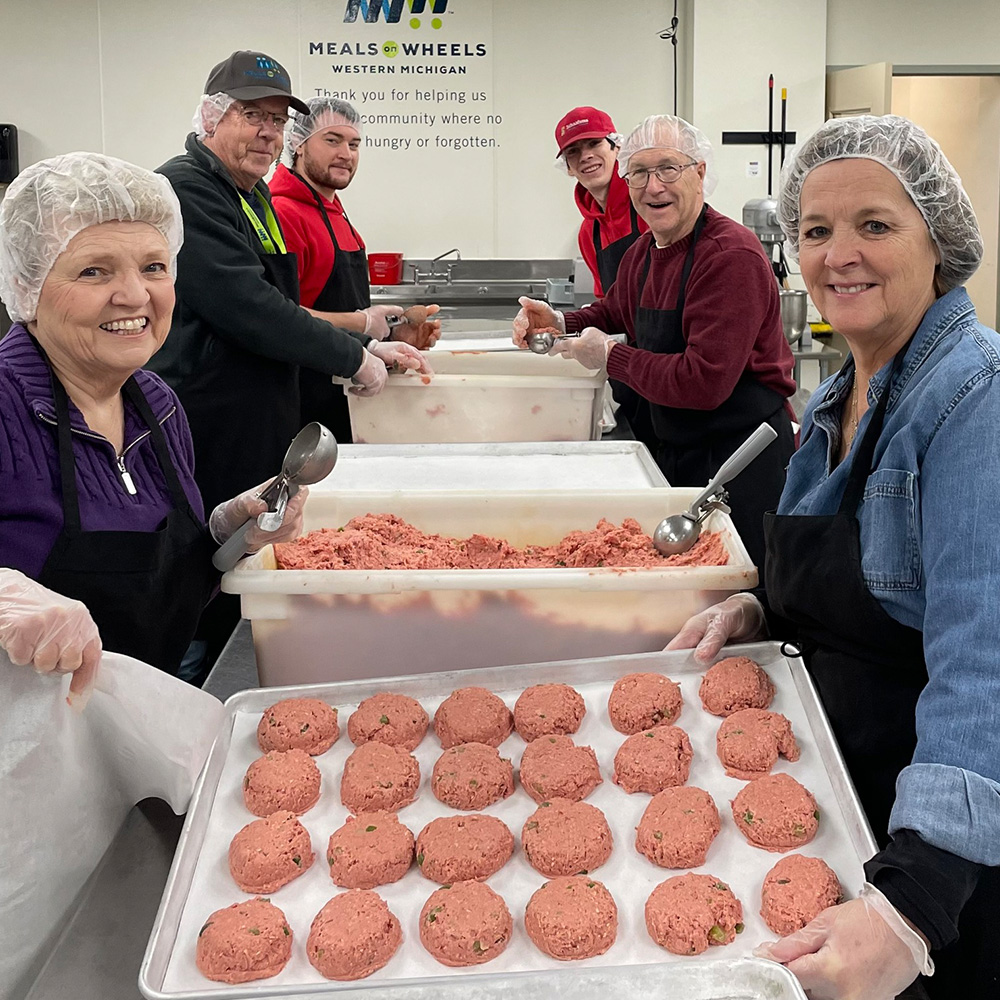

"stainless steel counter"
[17, 625, 260, 1000]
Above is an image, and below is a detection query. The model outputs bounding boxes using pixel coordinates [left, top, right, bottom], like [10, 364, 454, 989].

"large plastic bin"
[223, 489, 757, 686]
[345, 351, 606, 443]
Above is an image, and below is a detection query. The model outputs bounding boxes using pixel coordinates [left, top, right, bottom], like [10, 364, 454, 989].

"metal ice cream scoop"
[652, 422, 779, 556]
[212, 422, 339, 572]
[527, 330, 577, 353]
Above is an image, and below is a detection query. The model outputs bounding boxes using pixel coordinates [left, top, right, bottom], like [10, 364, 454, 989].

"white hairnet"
[778, 114, 983, 292]
[0, 152, 183, 324]
[285, 98, 363, 165]
[555, 132, 624, 175]
[192, 92, 236, 139]
[617, 114, 718, 196]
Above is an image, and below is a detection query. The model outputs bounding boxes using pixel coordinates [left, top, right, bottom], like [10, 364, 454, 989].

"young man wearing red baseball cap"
[555, 106, 649, 298]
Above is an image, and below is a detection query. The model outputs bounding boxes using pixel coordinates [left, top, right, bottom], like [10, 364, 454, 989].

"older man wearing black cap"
[150, 50, 429, 512]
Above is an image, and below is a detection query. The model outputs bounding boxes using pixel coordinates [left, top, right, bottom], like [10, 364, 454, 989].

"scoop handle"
[689, 422, 779, 513]
[212, 518, 256, 573]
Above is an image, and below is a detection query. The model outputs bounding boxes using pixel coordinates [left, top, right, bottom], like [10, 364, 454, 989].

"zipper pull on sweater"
[117, 456, 137, 495]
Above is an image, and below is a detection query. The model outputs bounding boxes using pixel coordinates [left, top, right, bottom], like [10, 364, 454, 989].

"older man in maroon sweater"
[514, 114, 795, 569]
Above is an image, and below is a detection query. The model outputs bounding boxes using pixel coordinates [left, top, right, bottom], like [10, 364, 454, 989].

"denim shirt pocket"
[859, 468, 921, 591]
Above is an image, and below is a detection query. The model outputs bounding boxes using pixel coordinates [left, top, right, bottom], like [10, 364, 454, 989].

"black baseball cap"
[205, 50, 310, 115]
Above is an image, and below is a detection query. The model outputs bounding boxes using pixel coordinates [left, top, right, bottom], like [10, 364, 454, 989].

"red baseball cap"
[554, 106, 616, 156]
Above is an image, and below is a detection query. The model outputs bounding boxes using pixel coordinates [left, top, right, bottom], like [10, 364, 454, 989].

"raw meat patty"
[196, 897, 292, 984]
[243, 749, 321, 817]
[607, 673, 683, 734]
[340, 742, 420, 813]
[307, 890, 401, 980]
[256, 697, 339, 755]
[348, 692, 428, 751]
[635, 786, 720, 868]
[513, 683, 586, 742]
[717, 708, 800, 780]
[613, 726, 693, 793]
[326, 811, 414, 889]
[521, 798, 613, 877]
[699, 656, 776, 717]
[431, 742, 514, 810]
[732, 772, 820, 851]
[761, 854, 842, 935]
[416, 814, 514, 884]
[524, 876, 618, 960]
[434, 687, 513, 748]
[419, 880, 512, 967]
[645, 874, 744, 955]
[228, 810, 314, 893]
[519, 735, 602, 803]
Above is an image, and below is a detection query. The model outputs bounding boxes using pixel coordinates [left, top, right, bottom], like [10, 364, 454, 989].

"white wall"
[827, 0, 1000, 68]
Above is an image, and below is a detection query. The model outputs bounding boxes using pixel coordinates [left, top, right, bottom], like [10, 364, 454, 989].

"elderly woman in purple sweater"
[0, 152, 305, 701]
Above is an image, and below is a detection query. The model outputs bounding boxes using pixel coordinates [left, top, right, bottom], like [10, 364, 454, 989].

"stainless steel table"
[791, 340, 844, 384]
[17, 624, 260, 1000]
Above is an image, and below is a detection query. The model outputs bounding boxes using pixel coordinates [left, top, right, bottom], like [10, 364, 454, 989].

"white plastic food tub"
[222, 489, 756, 686]
[345, 352, 606, 444]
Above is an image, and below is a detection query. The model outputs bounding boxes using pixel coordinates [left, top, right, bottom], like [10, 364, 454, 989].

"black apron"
[593, 200, 642, 294]
[634, 206, 793, 569]
[298, 184, 370, 443]
[36, 361, 217, 675]
[763, 348, 1000, 997]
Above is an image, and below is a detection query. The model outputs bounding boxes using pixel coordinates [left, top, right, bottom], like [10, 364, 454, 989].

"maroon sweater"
[566, 206, 795, 410]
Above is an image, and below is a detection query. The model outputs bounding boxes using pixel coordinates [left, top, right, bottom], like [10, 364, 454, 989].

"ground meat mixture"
[760, 854, 842, 936]
[732, 773, 820, 851]
[716, 709, 800, 780]
[326, 811, 414, 889]
[419, 881, 513, 967]
[256, 698, 339, 755]
[521, 798, 614, 877]
[524, 876, 618, 960]
[607, 673, 683, 734]
[340, 742, 420, 813]
[431, 742, 515, 810]
[519, 735, 602, 803]
[274, 513, 728, 570]
[242, 749, 321, 818]
[307, 890, 401, 980]
[347, 693, 428, 751]
[613, 726, 693, 794]
[416, 814, 514, 883]
[513, 683, 586, 742]
[196, 897, 292, 984]
[645, 874, 744, 956]
[228, 811, 314, 894]
[699, 656, 776, 717]
[434, 687, 513, 748]
[635, 786, 720, 868]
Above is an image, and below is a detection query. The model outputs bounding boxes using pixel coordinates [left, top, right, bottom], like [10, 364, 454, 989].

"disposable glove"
[0, 568, 101, 707]
[664, 592, 766, 664]
[390, 303, 442, 350]
[548, 326, 614, 370]
[754, 883, 934, 1000]
[209, 483, 310, 549]
[350, 346, 389, 397]
[367, 338, 434, 376]
[512, 295, 566, 348]
[357, 304, 404, 340]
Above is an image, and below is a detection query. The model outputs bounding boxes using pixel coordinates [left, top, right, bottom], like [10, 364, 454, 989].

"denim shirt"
[779, 287, 1000, 865]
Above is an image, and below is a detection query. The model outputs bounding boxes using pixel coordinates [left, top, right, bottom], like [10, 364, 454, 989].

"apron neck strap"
[635, 203, 708, 319]
[238, 189, 287, 255]
[839, 344, 910, 516]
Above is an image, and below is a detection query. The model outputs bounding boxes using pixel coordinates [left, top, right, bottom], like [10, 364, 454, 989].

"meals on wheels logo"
[344, 0, 450, 28]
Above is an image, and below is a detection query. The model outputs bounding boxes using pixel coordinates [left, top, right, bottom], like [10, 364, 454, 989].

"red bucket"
[368, 252, 404, 284]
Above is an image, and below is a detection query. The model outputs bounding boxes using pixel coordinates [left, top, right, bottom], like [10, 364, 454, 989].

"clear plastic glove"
[754, 883, 934, 1000]
[357, 304, 404, 340]
[209, 484, 310, 550]
[0, 568, 101, 707]
[390, 303, 442, 350]
[664, 592, 766, 664]
[512, 295, 566, 348]
[549, 326, 613, 370]
[350, 346, 389, 397]
[367, 338, 434, 376]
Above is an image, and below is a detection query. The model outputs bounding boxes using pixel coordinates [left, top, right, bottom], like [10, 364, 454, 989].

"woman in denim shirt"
[669, 116, 998, 999]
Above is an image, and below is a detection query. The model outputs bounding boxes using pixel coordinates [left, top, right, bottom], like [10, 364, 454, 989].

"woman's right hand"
[0, 569, 101, 704]
[512, 296, 566, 348]
[665, 593, 767, 664]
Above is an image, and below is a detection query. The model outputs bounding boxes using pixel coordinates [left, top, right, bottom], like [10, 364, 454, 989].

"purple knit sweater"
[0, 324, 206, 580]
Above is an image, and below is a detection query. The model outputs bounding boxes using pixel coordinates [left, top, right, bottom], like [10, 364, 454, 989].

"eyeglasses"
[238, 107, 290, 130]
[624, 160, 699, 189]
